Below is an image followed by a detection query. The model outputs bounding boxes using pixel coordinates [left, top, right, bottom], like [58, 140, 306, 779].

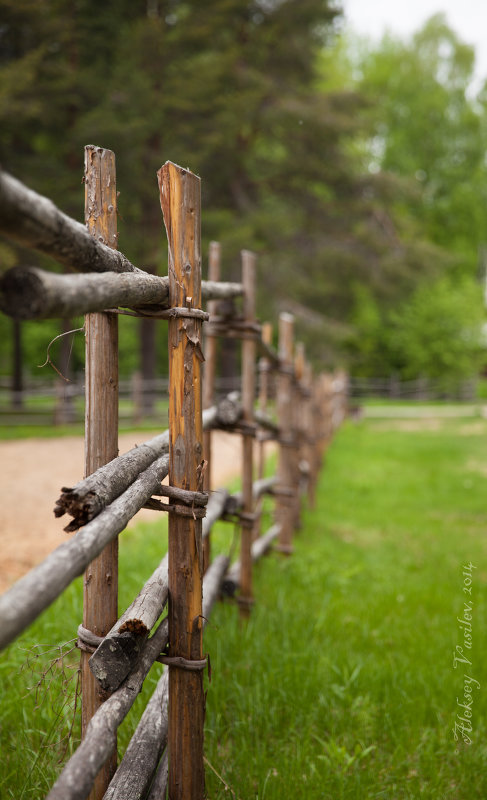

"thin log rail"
[0, 265, 244, 320]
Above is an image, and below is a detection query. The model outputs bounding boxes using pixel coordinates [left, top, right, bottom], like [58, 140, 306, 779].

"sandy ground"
[0, 431, 244, 593]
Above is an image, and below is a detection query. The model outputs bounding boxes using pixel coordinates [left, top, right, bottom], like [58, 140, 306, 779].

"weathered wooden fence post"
[276, 312, 295, 553]
[202, 241, 220, 572]
[82, 145, 119, 799]
[239, 250, 257, 616]
[158, 161, 205, 800]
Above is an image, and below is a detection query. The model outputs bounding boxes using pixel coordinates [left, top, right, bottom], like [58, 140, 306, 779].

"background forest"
[0, 0, 486, 394]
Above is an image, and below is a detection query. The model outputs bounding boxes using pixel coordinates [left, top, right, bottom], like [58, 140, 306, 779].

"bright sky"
[342, 0, 487, 91]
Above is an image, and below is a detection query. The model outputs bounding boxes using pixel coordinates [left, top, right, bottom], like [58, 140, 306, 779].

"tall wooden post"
[276, 312, 295, 554]
[82, 145, 119, 799]
[239, 250, 256, 616]
[293, 342, 306, 529]
[257, 322, 272, 481]
[158, 162, 205, 800]
[202, 241, 220, 572]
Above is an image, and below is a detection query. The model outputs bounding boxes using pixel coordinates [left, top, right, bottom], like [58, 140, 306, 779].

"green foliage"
[1, 4, 486, 378]
[348, 276, 486, 388]
[355, 14, 487, 274]
[389, 276, 486, 387]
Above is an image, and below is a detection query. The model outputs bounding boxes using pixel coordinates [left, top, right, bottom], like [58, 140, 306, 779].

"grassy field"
[1, 414, 486, 798]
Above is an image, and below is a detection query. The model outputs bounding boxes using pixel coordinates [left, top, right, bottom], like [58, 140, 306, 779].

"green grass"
[1, 417, 487, 798]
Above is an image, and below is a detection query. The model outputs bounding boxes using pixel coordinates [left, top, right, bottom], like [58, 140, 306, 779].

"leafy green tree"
[355, 14, 487, 273]
[388, 275, 486, 390]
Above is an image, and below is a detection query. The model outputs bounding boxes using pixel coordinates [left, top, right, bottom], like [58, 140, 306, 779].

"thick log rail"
[0, 152, 348, 800]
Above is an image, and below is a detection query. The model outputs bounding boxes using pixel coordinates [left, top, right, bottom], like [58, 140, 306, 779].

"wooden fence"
[0, 147, 347, 800]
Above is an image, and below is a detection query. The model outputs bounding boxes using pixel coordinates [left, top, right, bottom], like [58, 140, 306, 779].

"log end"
[0, 266, 46, 320]
[89, 629, 148, 692]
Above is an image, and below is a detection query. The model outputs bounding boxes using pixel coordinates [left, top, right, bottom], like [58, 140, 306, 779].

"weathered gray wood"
[0, 454, 169, 651]
[0, 168, 143, 275]
[55, 403, 220, 531]
[214, 390, 241, 426]
[202, 554, 230, 619]
[100, 556, 226, 800]
[146, 751, 168, 800]
[0, 265, 242, 321]
[47, 617, 169, 800]
[202, 489, 230, 541]
[103, 670, 169, 800]
[202, 279, 243, 302]
[223, 524, 281, 595]
[89, 553, 169, 692]
[90, 490, 229, 694]
[224, 476, 276, 516]
[0, 266, 170, 320]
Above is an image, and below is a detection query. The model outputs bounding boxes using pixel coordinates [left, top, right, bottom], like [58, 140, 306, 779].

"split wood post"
[158, 161, 205, 800]
[276, 312, 295, 554]
[82, 145, 119, 799]
[202, 241, 220, 573]
[239, 250, 257, 617]
[254, 321, 272, 541]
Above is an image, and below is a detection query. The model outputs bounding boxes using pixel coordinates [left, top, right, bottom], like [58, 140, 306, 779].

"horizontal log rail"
[223, 523, 282, 595]
[55, 399, 236, 531]
[0, 169, 142, 275]
[0, 454, 169, 650]
[102, 555, 229, 800]
[89, 552, 169, 692]
[0, 265, 244, 321]
[47, 616, 169, 800]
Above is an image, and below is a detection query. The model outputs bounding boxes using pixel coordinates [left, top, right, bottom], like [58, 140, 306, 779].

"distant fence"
[0, 148, 347, 800]
[349, 375, 478, 401]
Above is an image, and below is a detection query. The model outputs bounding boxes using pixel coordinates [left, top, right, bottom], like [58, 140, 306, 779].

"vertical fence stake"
[276, 312, 295, 554]
[257, 322, 272, 481]
[239, 250, 256, 617]
[202, 241, 220, 573]
[293, 342, 306, 530]
[254, 321, 272, 542]
[82, 144, 119, 799]
[158, 161, 205, 800]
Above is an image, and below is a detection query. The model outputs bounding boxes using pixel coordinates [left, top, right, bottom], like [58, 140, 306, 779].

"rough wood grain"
[158, 160, 205, 800]
[54, 403, 221, 531]
[0, 168, 142, 275]
[100, 556, 227, 800]
[103, 670, 169, 800]
[46, 618, 169, 800]
[0, 452, 169, 651]
[89, 552, 169, 692]
[0, 265, 243, 321]
[82, 145, 120, 799]
[0, 266, 169, 319]
[239, 250, 256, 615]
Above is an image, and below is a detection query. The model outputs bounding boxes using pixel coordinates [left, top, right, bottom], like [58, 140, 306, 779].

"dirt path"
[0, 431, 244, 593]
